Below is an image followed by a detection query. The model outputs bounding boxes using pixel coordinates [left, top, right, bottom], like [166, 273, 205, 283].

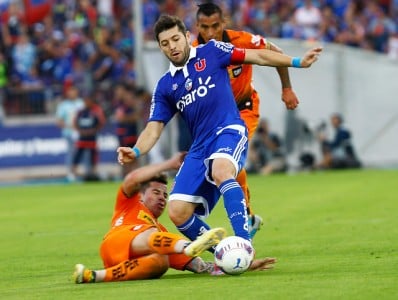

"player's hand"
[117, 147, 136, 165]
[300, 46, 323, 68]
[282, 88, 299, 110]
[249, 257, 277, 271]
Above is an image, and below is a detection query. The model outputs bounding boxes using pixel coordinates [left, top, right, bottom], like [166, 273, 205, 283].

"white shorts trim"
[168, 193, 210, 218]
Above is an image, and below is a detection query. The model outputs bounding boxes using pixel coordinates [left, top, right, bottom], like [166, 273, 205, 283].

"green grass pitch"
[0, 169, 397, 299]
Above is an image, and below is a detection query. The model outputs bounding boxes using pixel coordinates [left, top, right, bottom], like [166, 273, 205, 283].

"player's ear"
[186, 31, 191, 42]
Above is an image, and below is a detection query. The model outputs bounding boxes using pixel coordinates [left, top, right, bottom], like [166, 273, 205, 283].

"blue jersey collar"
[169, 46, 197, 77]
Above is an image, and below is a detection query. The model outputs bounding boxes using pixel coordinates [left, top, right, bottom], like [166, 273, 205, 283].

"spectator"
[366, 3, 396, 52]
[71, 90, 106, 181]
[55, 85, 84, 180]
[387, 28, 398, 59]
[293, 0, 322, 40]
[11, 32, 37, 84]
[0, 1, 25, 47]
[113, 83, 142, 176]
[316, 113, 361, 170]
[19, 66, 45, 114]
[246, 118, 287, 175]
[1, 0, 397, 120]
[0, 53, 7, 124]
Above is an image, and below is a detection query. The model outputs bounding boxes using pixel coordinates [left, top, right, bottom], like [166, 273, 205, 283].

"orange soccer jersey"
[99, 186, 191, 270]
[193, 30, 269, 139]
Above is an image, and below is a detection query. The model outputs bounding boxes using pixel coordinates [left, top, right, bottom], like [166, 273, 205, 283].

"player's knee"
[212, 159, 236, 185]
[212, 168, 235, 186]
[168, 201, 193, 225]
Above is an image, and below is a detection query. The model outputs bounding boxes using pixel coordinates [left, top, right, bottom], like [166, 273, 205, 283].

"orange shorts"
[100, 224, 155, 268]
[239, 91, 260, 140]
[99, 225, 193, 270]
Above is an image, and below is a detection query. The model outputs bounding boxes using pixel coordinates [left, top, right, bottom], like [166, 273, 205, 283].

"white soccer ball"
[214, 236, 254, 275]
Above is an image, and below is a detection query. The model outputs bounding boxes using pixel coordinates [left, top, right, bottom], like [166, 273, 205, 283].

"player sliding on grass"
[73, 152, 276, 283]
[117, 15, 322, 256]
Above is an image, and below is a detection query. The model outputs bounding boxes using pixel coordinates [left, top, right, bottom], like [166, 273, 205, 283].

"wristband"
[291, 57, 302, 68]
[131, 147, 141, 158]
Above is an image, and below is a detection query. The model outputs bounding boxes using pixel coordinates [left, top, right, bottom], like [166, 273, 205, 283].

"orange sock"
[236, 168, 253, 215]
[148, 231, 186, 254]
[103, 255, 168, 282]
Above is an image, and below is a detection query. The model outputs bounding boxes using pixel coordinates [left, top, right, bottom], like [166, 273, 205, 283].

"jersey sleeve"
[148, 79, 177, 124]
[232, 30, 269, 50]
[207, 39, 239, 68]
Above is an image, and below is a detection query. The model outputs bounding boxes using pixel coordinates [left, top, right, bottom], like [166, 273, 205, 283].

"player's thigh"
[131, 227, 159, 256]
[169, 155, 220, 218]
[208, 127, 248, 180]
[100, 225, 155, 268]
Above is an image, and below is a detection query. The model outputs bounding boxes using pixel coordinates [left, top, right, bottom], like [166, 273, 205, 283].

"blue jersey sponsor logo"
[176, 76, 215, 112]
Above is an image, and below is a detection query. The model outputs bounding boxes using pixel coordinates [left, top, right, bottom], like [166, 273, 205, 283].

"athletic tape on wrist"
[131, 147, 141, 158]
[291, 57, 302, 68]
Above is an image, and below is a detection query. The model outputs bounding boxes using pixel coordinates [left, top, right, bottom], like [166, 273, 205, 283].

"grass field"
[0, 169, 397, 299]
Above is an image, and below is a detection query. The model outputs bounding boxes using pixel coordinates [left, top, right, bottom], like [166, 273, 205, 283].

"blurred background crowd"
[0, 0, 396, 180]
[1, 0, 398, 117]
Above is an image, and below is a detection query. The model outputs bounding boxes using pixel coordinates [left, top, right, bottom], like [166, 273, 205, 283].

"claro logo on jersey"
[176, 76, 215, 112]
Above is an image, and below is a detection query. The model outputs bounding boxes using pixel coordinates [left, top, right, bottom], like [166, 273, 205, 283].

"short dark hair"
[140, 173, 168, 193]
[154, 15, 187, 42]
[196, 2, 223, 20]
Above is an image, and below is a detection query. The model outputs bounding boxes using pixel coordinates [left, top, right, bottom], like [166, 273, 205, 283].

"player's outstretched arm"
[248, 257, 277, 271]
[185, 256, 277, 275]
[244, 46, 323, 68]
[123, 151, 186, 196]
[117, 121, 164, 165]
[265, 41, 300, 110]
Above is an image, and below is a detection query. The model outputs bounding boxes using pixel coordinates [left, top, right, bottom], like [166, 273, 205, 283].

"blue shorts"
[169, 125, 248, 218]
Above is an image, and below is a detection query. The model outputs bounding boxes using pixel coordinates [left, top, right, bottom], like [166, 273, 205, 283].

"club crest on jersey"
[194, 58, 206, 72]
[185, 78, 193, 91]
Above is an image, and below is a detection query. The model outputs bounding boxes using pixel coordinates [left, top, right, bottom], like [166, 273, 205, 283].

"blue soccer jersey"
[149, 40, 246, 149]
[148, 40, 249, 219]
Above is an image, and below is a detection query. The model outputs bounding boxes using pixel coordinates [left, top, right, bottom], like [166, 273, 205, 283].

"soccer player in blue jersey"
[117, 15, 322, 248]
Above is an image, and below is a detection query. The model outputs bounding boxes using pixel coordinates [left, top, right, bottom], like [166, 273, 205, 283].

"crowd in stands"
[0, 0, 397, 117]
[0, 0, 391, 177]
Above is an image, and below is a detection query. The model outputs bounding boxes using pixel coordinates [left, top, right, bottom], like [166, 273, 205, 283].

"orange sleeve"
[226, 29, 267, 50]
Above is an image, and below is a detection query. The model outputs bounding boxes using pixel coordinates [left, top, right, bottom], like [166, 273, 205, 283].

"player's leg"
[240, 106, 264, 238]
[71, 147, 83, 178]
[236, 168, 250, 213]
[209, 126, 251, 241]
[73, 254, 169, 283]
[168, 156, 221, 248]
[168, 198, 225, 253]
[99, 226, 192, 264]
[212, 157, 251, 241]
[147, 229, 226, 257]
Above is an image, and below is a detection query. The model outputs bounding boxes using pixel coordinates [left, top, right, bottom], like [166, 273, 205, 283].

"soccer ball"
[214, 236, 254, 275]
